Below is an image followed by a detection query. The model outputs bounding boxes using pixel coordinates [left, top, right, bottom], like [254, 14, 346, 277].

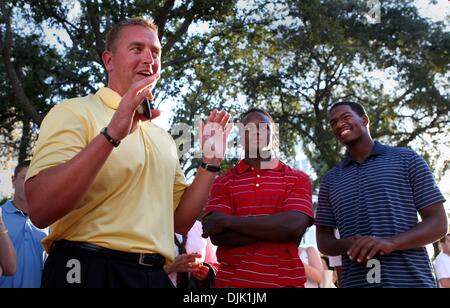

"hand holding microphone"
[136, 66, 160, 120]
[107, 72, 161, 142]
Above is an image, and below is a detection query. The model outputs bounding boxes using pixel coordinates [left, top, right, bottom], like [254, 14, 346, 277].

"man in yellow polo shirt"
[24, 17, 232, 288]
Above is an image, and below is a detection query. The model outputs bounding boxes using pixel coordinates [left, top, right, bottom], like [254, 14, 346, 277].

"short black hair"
[14, 160, 31, 177]
[329, 101, 367, 117]
[240, 107, 278, 148]
[440, 233, 450, 243]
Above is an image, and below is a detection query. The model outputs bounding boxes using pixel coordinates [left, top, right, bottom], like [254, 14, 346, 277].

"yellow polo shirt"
[26, 87, 188, 262]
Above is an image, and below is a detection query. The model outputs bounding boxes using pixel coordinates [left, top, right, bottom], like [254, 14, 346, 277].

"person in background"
[298, 246, 323, 288]
[320, 256, 337, 288]
[316, 101, 447, 288]
[0, 160, 47, 288]
[327, 255, 342, 287]
[0, 206, 16, 277]
[327, 229, 342, 286]
[434, 233, 450, 288]
[164, 220, 218, 288]
[203, 108, 314, 288]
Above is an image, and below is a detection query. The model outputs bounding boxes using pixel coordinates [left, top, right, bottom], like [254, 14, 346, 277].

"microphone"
[137, 97, 153, 119]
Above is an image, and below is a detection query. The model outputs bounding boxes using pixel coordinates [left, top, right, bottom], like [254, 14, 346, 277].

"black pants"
[41, 243, 174, 288]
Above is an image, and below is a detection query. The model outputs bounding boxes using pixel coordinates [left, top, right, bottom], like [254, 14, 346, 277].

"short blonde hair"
[105, 17, 158, 52]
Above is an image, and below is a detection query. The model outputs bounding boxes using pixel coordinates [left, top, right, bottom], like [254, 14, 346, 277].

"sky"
[415, 0, 449, 22]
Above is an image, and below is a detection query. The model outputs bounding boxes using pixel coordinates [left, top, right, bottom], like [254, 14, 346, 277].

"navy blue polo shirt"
[316, 141, 446, 288]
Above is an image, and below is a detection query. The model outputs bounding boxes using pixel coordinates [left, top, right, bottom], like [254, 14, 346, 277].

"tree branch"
[396, 114, 444, 147]
[397, 91, 414, 105]
[86, 1, 105, 65]
[162, 24, 232, 68]
[154, 0, 175, 40]
[18, 116, 31, 162]
[163, 54, 201, 67]
[0, 1, 43, 125]
[38, 2, 80, 33]
[162, 15, 194, 55]
[119, 0, 126, 21]
[36, 3, 83, 50]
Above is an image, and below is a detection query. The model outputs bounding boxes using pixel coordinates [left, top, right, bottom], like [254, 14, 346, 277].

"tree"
[0, 0, 65, 163]
[1, 0, 448, 185]
[232, 0, 449, 183]
[0, 0, 239, 165]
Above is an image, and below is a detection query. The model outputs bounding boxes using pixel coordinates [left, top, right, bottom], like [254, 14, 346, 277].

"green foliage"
[0, 197, 9, 206]
[226, 0, 450, 185]
[1, 0, 448, 185]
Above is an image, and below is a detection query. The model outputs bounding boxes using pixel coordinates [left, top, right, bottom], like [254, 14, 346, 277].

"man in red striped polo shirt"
[202, 108, 314, 288]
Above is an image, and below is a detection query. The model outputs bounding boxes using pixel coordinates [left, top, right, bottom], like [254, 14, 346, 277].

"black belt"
[52, 240, 166, 267]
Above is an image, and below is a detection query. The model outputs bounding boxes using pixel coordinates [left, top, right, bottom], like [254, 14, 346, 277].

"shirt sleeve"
[408, 152, 446, 210]
[435, 255, 450, 280]
[283, 172, 314, 222]
[26, 104, 90, 181]
[203, 175, 233, 216]
[173, 159, 188, 210]
[315, 173, 337, 228]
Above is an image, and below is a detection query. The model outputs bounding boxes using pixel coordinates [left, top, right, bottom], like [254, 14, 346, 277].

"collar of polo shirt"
[97, 87, 122, 110]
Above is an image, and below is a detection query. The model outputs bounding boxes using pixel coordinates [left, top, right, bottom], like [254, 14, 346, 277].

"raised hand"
[107, 73, 160, 142]
[199, 109, 233, 166]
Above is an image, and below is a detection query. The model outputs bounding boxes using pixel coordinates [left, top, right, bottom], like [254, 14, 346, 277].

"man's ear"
[102, 50, 113, 72]
[362, 114, 369, 127]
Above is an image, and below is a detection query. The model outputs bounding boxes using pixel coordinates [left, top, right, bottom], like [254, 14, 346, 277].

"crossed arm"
[202, 211, 313, 247]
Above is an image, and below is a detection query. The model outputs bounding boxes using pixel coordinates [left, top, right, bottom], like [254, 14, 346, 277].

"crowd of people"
[0, 17, 448, 288]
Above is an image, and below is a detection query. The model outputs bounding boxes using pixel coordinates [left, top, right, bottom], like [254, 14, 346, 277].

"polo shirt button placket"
[255, 173, 260, 189]
[356, 164, 364, 226]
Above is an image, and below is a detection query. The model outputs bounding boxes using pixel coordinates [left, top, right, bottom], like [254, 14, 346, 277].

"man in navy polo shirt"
[316, 101, 447, 288]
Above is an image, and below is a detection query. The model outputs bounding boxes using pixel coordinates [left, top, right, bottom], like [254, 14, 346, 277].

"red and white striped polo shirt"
[204, 160, 314, 288]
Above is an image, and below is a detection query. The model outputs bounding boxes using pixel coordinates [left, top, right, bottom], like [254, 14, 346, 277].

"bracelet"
[200, 161, 221, 173]
[100, 127, 121, 147]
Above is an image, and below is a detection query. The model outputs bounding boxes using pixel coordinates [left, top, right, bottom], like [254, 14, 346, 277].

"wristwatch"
[100, 127, 120, 147]
[201, 161, 221, 173]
